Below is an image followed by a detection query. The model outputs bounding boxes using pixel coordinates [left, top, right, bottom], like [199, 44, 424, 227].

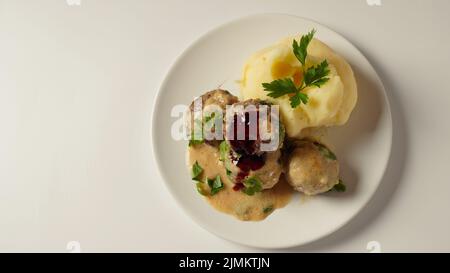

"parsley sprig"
[262, 29, 330, 108]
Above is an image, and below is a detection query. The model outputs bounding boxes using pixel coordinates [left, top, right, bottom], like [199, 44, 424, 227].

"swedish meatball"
[221, 99, 285, 191]
[286, 141, 339, 195]
[226, 99, 284, 155]
[189, 89, 238, 112]
[187, 89, 238, 146]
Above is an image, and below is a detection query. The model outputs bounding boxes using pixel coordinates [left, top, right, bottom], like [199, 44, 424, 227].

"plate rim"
[151, 13, 393, 249]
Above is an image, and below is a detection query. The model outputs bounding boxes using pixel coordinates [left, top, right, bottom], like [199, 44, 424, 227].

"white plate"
[152, 14, 392, 249]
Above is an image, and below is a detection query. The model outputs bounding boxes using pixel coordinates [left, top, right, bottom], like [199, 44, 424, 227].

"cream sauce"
[187, 144, 293, 221]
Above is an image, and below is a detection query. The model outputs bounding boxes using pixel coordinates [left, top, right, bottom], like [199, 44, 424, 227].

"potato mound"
[241, 37, 357, 137]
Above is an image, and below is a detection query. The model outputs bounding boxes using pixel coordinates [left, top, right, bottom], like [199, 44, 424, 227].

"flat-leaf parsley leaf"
[262, 29, 330, 109]
[207, 175, 224, 195]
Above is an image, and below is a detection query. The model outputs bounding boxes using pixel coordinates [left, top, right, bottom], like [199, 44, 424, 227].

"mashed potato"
[241, 37, 357, 137]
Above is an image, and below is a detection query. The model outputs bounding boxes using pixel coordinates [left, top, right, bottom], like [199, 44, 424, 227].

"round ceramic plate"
[152, 14, 392, 249]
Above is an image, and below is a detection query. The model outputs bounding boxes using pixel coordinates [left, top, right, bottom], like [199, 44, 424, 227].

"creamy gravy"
[187, 143, 293, 221]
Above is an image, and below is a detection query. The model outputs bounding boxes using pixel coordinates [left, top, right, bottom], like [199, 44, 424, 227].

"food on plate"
[188, 143, 292, 221]
[221, 99, 285, 191]
[187, 89, 238, 147]
[184, 30, 357, 221]
[241, 30, 357, 137]
[285, 140, 340, 195]
[189, 89, 238, 113]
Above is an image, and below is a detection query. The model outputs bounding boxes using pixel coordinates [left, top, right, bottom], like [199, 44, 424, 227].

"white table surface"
[1, 0, 449, 252]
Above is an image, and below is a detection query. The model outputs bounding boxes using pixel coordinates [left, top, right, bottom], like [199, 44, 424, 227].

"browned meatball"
[189, 89, 238, 113]
[187, 89, 238, 147]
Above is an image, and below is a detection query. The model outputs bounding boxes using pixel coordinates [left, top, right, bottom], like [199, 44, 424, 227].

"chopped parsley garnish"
[189, 119, 204, 147]
[196, 182, 208, 196]
[263, 205, 274, 214]
[315, 142, 337, 161]
[262, 29, 330, 108]
[219, 141, 229, 162]
[189, 138, 204, 147]
[242, 176, 263, 196]
[207, 175, 224, 195]
[204, 112, 216, 124]
[332, 180, 346, 192]
[191, 161, 203, 181]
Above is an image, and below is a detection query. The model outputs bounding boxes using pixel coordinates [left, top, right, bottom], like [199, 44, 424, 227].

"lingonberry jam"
[228, 110, 266, 188]
[232, 183, 245, 191]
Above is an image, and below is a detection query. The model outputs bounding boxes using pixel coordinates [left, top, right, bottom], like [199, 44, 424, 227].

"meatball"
[221, 99, 285, 191]
[226, 99, 284, 155]
[189, 89, 238, 112]
[247, 149, 283, 190]
[187, 89, 238, 146]
[285, 141, 339, 195]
